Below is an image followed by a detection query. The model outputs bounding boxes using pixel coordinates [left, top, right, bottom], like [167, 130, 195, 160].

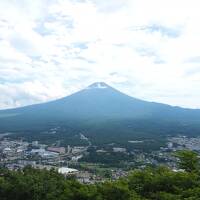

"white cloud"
[0, 0, 200, 109]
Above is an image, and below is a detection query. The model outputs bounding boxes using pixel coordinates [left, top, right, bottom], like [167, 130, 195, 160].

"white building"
[113, 147, 126, 153]
[58, 167, 78, 175]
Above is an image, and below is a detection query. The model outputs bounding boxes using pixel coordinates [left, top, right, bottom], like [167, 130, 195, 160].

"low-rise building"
[58, 167, 78, 176]
[47, 147, 65, 154]
[113, 147, 126, 153]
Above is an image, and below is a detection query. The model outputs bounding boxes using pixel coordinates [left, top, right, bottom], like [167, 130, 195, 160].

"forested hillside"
[1, 150, 200, 200]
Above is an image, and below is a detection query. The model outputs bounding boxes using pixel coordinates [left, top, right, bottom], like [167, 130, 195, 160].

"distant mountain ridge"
[0, 82, 200, 139]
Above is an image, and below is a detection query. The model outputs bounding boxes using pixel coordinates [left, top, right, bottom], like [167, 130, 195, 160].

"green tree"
[99, 181, 131, 200]
[175, 150, 199, 172]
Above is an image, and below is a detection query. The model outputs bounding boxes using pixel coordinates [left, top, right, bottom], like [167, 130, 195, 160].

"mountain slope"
[0, 82, 200, 138]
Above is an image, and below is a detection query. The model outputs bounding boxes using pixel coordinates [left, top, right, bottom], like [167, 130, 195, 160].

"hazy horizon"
[0, 81, 199, 111]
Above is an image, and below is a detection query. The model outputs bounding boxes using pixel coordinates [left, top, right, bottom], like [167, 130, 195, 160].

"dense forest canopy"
[1, 150, 200, 200]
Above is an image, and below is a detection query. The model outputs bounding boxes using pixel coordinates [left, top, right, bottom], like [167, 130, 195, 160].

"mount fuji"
[0, 82, 200, 140]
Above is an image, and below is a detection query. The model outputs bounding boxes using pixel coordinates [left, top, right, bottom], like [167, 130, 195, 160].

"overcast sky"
[0, 0, 200, 109]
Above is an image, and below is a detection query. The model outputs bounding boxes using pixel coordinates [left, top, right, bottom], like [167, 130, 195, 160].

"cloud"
[145, 24, 182, 38]
[0, 0, 200, 109]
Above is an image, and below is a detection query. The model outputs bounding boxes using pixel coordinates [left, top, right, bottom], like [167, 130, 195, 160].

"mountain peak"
[86, 82, 110, 89]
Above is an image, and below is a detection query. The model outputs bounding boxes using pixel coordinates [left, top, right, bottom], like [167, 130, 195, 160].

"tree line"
[0, 150, 200, 200]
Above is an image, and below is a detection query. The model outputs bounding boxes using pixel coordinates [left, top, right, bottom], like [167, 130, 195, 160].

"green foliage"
[127, 166, 199, 199]
[80, 151, 133, 167]
[1, 152, 200, 200]
[175, 150, 199, 172]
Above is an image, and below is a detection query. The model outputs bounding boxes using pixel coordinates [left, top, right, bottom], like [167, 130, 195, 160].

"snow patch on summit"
[86, 82, 108, 89]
